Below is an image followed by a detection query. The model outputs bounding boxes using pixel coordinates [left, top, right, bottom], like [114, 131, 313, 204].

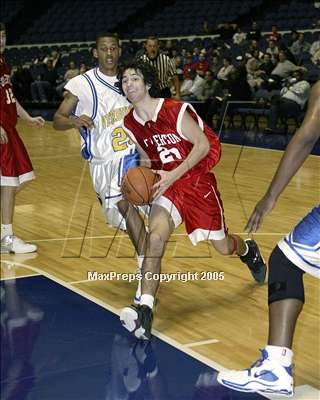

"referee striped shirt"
[141, 53, 176, 90]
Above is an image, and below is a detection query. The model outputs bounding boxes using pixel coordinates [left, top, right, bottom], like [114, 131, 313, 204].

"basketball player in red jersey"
[0, 23, 45, 253]
[117, 60, 267, 340]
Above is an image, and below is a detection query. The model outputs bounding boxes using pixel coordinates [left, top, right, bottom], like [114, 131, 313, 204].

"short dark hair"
[95, 32, 120, 47]
[117, 59, 160, 98]
[0, 22, 6, 32]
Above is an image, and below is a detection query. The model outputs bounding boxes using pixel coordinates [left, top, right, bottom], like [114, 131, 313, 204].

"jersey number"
[158, 146, 182, 164]
[111, 128, 133, 152]
[5, 88, 16, 105]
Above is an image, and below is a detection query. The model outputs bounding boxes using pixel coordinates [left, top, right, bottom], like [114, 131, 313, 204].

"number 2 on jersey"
[158, 146, 182, 164]
[111, 127, 133, 151]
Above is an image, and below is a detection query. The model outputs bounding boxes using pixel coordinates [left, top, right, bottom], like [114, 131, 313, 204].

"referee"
[140, 36, 180, 99]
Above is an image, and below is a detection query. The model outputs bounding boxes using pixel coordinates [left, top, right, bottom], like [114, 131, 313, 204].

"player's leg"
[1, 130, 37, 254]
[211, 234, 267, 283]
[117, 199, 147, 256]
[120, 204, 175, 340]
[217, 246, 301, 396]
[117, 199, 148, 304]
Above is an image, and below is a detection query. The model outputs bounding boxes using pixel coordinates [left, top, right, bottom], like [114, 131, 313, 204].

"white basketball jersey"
[65, 68, 135, 164]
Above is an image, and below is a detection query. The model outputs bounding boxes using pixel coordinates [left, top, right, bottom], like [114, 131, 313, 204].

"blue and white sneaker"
[217, 349, 294, 397]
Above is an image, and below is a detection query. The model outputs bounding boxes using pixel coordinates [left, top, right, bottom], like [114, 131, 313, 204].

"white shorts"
[89, 152, 139, 229]
[278, 205, 320, 278]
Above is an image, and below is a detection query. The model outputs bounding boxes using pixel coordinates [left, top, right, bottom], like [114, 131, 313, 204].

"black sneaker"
[240, 239, 267, 284]
[120, 304, 153, 340]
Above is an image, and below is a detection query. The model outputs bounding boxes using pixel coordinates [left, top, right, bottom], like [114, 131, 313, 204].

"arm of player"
[53, 91, 94, 131]
[153, 110, 210, 199]
[16, 100, 45, 127]
[246, 81, 320, 233]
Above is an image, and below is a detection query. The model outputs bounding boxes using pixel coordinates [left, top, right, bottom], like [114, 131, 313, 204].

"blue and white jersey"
[278, 205, 320, 278]
[65, 68, 135, 164]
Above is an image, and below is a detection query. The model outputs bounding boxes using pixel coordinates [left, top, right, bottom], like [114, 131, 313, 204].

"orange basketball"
[121, 166, 160, 205]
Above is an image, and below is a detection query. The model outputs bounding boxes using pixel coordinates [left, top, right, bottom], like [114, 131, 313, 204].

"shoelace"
[246, 349, 268, 376]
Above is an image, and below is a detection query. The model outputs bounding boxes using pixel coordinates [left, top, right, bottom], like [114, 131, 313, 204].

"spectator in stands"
[30, 59, 58, 103]
[266, 39, 280, 64]
[309, 34, 320, 56]
[192, 49, 210, 74]
[56, 61, 79, 98]
[246, 21, 261, 42]
[180, 68, 195, 96]
[79, 63, 88, 74]
[206, 66, 252, 128]
[210, 55, 221, 76]
[198, 70, 223, 102]
[266, 25, 282, 43]
[246, 51, 264, 90]
[290, 32, 311, 59]
[271, 50, 302, 80]
[43, 49, 61, 72]
[217, 56, 235, 82]
[216, 22, 237, 44]
[265, 70, 310, 133]
[174, 56, 184, 79]
[11, 65, 33, 102]
[191, 47, 200, 63]
[140, 36, 180, 98]
[246, 39, 264, 60]
[233, 27, 247, 46]
[312, 48, 320, 65]
[287, 30, 299, 47]
[183, 54, 194, 76]
[180, 69, 205, 101]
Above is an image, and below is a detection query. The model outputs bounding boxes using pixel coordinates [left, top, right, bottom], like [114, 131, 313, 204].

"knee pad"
[268, 245, 305, 305]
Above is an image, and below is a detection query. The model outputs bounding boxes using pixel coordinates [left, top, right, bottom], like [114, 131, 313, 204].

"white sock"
[140, 294, 154, 310]
[1, 224, 13, 239]
[136, 255, 144, 272]
[135, 256, 144, 303]
[266, 345, 293, 367]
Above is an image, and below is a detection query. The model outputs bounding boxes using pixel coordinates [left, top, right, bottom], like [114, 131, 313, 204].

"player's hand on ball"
[152, 170, 176, 200]
[245, 194, 276, 233]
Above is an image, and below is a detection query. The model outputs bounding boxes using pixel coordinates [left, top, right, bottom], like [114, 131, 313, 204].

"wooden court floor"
[1, 121, 319, 391]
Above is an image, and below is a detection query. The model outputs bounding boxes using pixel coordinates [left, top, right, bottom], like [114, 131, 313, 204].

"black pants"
[268, 98, 301, 130]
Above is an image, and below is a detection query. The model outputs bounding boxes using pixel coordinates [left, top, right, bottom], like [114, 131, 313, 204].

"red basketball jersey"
[0, 56, 18, 129]
[123, 98, 221, 179]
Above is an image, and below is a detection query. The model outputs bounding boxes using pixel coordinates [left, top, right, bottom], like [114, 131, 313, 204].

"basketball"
[121, 166, 160, 205]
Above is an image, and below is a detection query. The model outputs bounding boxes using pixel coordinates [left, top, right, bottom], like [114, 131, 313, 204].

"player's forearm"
[53, 112, 78, 130]
[172, 137, 210, 181]
[16, 100, 32, 121]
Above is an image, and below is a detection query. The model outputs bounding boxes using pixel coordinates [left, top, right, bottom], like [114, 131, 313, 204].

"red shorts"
[153, 173, 227, 245]
[0, 125, 35, 187]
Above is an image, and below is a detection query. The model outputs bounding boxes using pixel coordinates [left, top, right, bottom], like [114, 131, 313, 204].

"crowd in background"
[8, 22, 320, 132]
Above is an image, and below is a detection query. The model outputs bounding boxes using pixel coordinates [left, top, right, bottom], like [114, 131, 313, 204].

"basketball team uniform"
[278, 205, 320, 278]
[0, 56, 35, 187]
[123, 98, 225, 245]
[65, 68, 138, 228]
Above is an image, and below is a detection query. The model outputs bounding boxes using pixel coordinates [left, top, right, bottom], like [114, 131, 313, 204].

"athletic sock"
[1, 224, 13, 239]
[266, 345, 293, 367]
[140, 294, 154, 310]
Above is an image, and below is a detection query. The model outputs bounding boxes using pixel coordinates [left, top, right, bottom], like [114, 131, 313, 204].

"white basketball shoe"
[217, 348, 294, 397]
[0, 235, 37, 254]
